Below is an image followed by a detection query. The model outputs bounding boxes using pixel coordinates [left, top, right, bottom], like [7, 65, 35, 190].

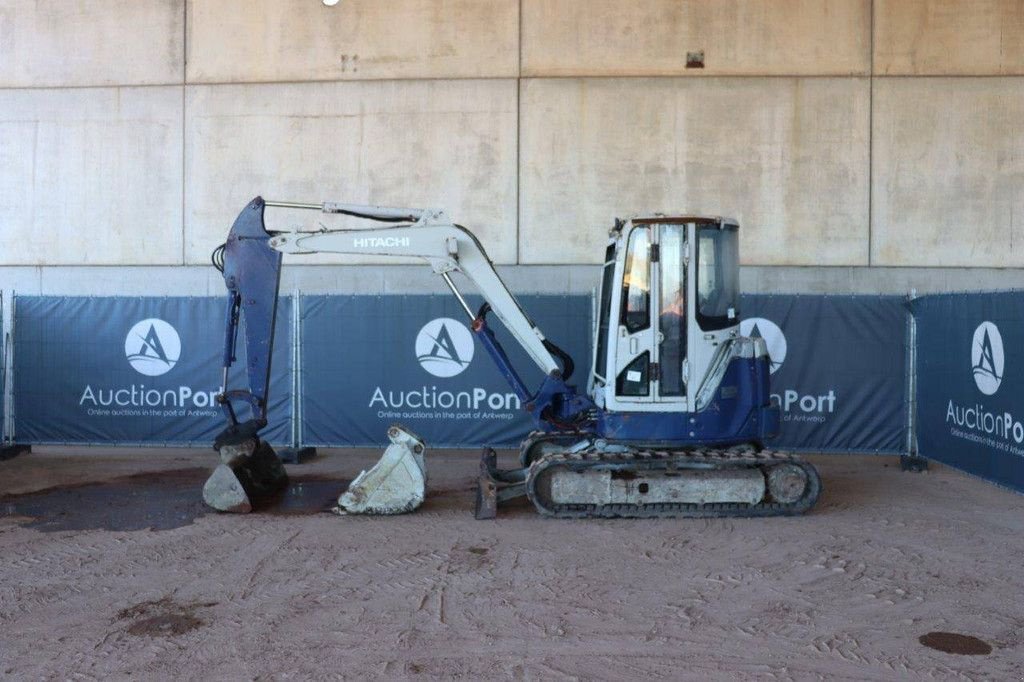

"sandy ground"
[1, 447, 1023, 681]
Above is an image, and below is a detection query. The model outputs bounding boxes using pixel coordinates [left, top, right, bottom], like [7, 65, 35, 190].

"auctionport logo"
[125, 319, 181, 377]
[415, 318, 474, 378]
[971, 321, 1004, 395]
[82, 318, 217, 416]
[368, 316, 516, 418]
[945, 320, 1022, 451]
[740, 317, 787, 374]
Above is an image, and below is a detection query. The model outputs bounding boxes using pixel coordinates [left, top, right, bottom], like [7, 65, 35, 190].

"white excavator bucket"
[337, 425, 427, 515]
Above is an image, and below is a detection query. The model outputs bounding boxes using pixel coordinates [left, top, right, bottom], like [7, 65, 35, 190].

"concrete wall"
[521, 0, 871, 76]
[874, 0, 1024, 76]
[872, 77, 1024, 267]
[0, 0, 1021, 292]
[0, 86, 183, 265]
[185, 79, 518, 265]
[186, 0, 519, 82]
[520, 77, 870, 266]
[0, 0, 183, 87]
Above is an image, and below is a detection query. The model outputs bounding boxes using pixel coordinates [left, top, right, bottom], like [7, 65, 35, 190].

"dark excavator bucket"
[204, 436, 288, 513]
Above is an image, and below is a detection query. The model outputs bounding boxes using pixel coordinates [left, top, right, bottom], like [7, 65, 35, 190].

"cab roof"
[612, 215, 739, 233]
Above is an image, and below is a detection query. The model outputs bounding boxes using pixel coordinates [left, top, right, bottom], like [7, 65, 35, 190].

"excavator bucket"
[203, 437, 288, 513]
[337, 425, 426, 515]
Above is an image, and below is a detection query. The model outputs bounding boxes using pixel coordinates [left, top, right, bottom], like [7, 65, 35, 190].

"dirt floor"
[1, 448, 1022, 680]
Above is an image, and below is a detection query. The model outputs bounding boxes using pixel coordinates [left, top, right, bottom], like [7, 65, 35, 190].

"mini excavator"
[203, 196, 820, 519]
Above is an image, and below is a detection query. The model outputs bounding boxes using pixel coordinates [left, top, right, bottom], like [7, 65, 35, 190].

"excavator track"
[525, 446, 821, 519]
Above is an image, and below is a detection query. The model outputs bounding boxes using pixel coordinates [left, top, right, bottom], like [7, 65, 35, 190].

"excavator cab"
[590, 217, 740, 417]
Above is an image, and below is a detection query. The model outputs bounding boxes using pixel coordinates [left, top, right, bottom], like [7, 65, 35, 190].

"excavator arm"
[205, 196, 593, 515]
[214, 196, 593, 446]
[212, 198, 282, 447]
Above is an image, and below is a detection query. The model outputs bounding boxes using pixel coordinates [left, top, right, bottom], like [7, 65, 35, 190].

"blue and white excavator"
[205, 196, 821, 519]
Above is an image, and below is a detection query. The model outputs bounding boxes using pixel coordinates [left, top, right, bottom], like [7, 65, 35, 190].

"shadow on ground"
[0, 468, 347, 532]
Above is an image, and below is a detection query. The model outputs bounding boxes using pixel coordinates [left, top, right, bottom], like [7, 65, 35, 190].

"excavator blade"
[202, 437, 288, 513]
[337, 425, 427, 515]
[473, 448, 499, 520]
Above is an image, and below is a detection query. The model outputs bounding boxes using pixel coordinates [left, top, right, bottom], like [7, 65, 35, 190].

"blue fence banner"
[14, 296, 292, 446]
[1, 294, 5, 443]
[740, 295, 910, 453]
[914, 291, 1024, 493]
[301, 294, 591, 447]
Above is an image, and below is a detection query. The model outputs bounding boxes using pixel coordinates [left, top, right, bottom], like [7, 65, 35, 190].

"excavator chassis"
[475, 436, 821, 520]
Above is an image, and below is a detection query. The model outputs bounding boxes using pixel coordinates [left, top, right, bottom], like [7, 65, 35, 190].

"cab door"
[655, 223, 688, 405]
[613, 225, 656, 404]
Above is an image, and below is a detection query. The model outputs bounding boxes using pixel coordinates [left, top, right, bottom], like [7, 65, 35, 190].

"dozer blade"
[337, 425, 427, 515]
[474, 448, 500, 520]
[203, 437, 288, 513]
[473, 447, 529, 520]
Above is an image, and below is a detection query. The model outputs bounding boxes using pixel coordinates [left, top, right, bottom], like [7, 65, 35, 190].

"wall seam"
[6, 73, 1022, 93]
[867, 0, 875, 267]
[516, 0, 523, 265]
[181, 0, 188, 266]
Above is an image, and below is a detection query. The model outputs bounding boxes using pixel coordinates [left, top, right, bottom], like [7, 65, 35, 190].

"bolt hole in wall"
[686, 51, 705, 68]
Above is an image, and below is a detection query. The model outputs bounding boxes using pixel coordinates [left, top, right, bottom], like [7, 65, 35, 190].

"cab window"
[696, 224, 739, 331]
[620, 228, 650, 333]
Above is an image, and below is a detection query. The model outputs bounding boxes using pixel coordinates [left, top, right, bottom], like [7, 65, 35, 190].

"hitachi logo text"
[353, 236, 410, 248]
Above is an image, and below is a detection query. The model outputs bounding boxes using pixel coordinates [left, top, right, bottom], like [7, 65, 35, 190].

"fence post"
[278, 288, 316, 463]
[1, 291, 30, 459]
[901, 289, 927, 472]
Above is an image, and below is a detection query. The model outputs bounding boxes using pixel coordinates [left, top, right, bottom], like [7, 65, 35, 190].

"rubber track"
[525, 446, 822, 519]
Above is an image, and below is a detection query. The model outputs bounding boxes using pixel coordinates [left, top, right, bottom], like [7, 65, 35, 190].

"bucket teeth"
[203, 438, 288, 513]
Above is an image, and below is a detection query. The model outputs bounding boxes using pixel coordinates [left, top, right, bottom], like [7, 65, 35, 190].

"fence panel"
[300, 294, 591, 447]
[14, 296, 292, 446]
[741, 295, 910, 454]
[914, 291, 1024, 493]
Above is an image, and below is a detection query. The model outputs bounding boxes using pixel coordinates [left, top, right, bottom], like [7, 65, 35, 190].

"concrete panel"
[186, 0, 518, 83]
[0, 87, 184, 265]
[519, 78, 870, 266]
[185, 79, 518, 265]
[742, 266, 1024, 295]
[872, 78, 1024, 268]
[10, 262, 1024, 298]
[0, 1, 184, 87]
[875, 0, 1024, 75]
[522, 0, 870, 76]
